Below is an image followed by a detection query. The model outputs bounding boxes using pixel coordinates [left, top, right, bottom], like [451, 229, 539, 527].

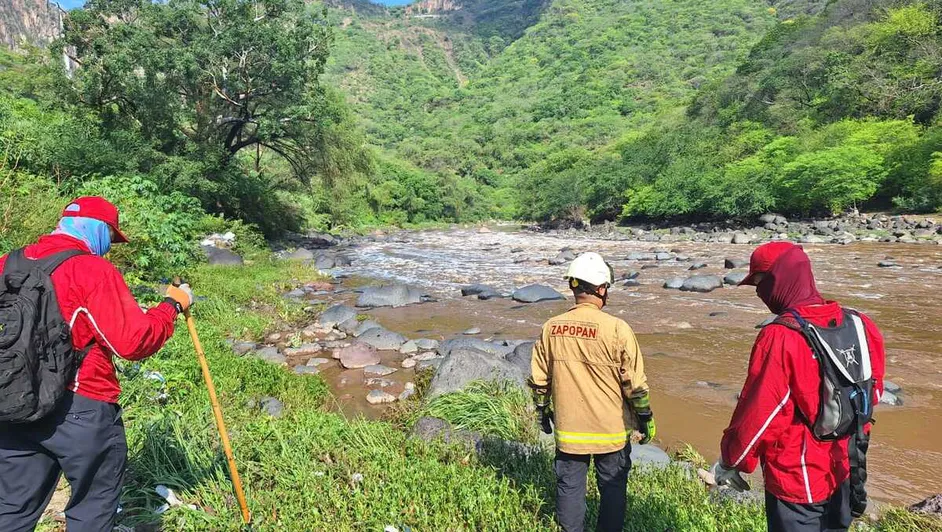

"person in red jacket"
[0, 197, 193, 532]
[713, 241, 885, 532]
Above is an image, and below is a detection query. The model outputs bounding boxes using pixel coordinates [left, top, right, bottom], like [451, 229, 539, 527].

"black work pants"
[555, 445, 631, 532]
[0, 392, 128, 532]
[766, 480, 853, 532]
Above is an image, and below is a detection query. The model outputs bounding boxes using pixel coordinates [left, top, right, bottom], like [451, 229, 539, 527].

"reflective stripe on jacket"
[531, 303, 648, 454]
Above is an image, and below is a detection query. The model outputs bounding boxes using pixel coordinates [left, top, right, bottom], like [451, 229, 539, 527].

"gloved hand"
[630, 393, 656, 444]
[166, 283, 194, 314]
[711, 461, 750, 492]
[537, 406, 554, 435]
[636, 411, 656, 444]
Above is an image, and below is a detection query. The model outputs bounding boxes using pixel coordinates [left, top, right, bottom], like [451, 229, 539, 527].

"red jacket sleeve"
[721, 326, 793, 473]
[76, 261, 177, 361]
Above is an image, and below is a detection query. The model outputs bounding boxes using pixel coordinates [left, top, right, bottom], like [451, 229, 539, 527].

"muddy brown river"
[321, 227, 942, 506]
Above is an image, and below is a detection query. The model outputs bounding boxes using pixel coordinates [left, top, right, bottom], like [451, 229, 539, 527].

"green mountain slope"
[324, 0, 792, 219]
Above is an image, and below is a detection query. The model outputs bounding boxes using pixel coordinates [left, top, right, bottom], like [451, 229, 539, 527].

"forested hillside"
[322, 0, 942, 224]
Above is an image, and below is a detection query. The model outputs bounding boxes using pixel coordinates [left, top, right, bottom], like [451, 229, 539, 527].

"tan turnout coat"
[531, 303, 649, 454]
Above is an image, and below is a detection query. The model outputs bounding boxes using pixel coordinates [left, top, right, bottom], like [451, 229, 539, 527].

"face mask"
[53, 217, 113, 256]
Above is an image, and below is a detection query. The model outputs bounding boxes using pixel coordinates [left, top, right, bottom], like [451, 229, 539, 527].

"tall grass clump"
[423, 381, 537, 442]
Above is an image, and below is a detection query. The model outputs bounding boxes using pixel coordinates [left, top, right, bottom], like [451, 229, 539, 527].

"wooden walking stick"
[175, 281, 252, 525]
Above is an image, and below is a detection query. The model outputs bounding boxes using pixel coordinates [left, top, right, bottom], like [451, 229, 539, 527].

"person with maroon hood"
[713, 241, 886, 532]
[0, 197, 193, 532]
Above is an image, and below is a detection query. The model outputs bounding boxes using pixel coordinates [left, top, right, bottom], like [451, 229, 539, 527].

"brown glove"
[165, 283, 194, 314]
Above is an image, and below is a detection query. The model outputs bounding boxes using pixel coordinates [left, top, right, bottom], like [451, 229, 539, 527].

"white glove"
[711, 461, 750, 492]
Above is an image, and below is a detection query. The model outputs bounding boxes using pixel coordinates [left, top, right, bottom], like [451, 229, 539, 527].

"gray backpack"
[772, 308, 874, 517]
[0, 248, 86, 423]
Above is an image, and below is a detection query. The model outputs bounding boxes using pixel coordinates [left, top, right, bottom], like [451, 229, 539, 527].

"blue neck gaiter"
[52, 217, 113, 256]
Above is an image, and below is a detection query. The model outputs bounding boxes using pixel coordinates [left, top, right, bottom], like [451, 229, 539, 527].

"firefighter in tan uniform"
[530, 252, 656, 532]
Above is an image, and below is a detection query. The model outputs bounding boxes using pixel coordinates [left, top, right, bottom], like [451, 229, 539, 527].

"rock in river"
[353, 320, 382, 337]
[357, 327, 407, 351]
[680, 275, 724, 293]
[339, 343, 381, 369]
[317, 304, 357, 328]
[630, 444, 671, 469]
[427, 347, 527, 398]
[253, 347, 286, 366]
[724, 272, 747, 285]
[439, 338, 514, 357]
[725, 258, 748, 269]
[461, 284, 494, 297]
[366, 390, 397, 405]
[357, 284, 426, 308]
[512, 284, 565, 303]
[663, 277, 685, 290]
[364, 364, 397, 377]
[910, 494, 942, 517]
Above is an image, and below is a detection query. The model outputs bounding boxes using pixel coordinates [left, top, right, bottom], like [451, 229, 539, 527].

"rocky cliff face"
[405, 0, 461, 16]
[0, 0, 64, 50]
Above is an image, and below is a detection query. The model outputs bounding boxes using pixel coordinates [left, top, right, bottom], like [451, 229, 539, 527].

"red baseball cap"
[740, 241, 800, 286]
[61, 197, 130, 243]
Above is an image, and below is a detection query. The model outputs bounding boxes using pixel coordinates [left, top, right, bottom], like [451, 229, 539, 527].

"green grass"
[422, 381, 537, 442]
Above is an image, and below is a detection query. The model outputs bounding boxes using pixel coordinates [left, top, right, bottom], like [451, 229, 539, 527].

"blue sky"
[56, 0, 413, 8]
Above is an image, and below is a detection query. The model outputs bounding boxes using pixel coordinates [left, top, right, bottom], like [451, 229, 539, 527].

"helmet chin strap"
[570, 278, 608, 307]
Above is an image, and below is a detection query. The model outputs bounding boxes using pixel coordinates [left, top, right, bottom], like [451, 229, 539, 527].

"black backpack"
[0, 248, 87, 423]
[771, 308, 874, 517]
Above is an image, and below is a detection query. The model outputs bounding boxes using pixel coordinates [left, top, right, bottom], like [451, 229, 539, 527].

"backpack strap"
[36, 249, 88, 276]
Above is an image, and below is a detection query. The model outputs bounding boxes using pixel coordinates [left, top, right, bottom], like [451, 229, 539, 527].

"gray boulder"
[253, 347, 286, 366]
[461, 284, 494, 297]
[504, 341, 535, 379]
[415, 338, 440, 351]
[202, 246, 244, 266]
[353, 320, 382, 337]
[663, 277, 685, 290]
[627, 252, 656, 261]
[338, 318, 361, 335]
[877, 261, 898, 268]
[356, 284, 426, 308]
[512, 284, 565, 303]
[724, 272, 748, 285]
[623, 279, 640, 287]
[317, 305, 357, 328]
[884, 380, 902, 394]
[732, 233, 751, 245]
[232, 341, 257, 356]
[366, 390, 397, 405]
[725, 258, 748, 269]
[338, 343, 381, 369]
[680, 275, 724, 293]
[412, 416, 482, 446]
[364, 364, 397, 377]
[285, 248, 315, 261]
[880, 391, 903, 406]
[293, 365, 320, 376]
[655, 252, 674, 261]
[357, 327, 407, 351]
[399, 340, 418, 354]
[416, 357, 444, 372]
[548, 250, 576, 265]
[910, 494, 942, 516]
[688, 262, 708, 270]
[427, 347, 527, 398]
[259, 397, 284, 418]
[630, 444, 671, 469]
[439, 338, 514, 357]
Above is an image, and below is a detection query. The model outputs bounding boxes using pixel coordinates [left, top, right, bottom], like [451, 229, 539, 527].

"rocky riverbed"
[213, 217, 942, 508]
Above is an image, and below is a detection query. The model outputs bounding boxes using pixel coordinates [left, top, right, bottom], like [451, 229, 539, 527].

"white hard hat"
[565, 252, 613, 287]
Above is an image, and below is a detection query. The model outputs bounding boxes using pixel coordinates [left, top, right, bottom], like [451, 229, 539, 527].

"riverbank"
[34, 255, 938, 531]
[237, 224, 942, 510]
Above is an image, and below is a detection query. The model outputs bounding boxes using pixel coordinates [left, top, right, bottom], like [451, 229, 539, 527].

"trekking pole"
[173, 280, 252, 526]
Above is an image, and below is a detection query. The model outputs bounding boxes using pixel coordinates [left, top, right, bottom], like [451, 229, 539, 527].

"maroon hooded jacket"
[0, 234, 178, 403]
[721, 244, 886, 504]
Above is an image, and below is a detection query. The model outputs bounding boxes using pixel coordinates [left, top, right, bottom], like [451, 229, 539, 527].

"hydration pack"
[0, 248, 86, 423]
[772, 308, 874, 517]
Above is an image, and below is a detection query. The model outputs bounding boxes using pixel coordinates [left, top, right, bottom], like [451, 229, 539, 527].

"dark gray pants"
[555, 445, 631, 532]
[766, 480, 853, 532]
[0, 392, 127, 532]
